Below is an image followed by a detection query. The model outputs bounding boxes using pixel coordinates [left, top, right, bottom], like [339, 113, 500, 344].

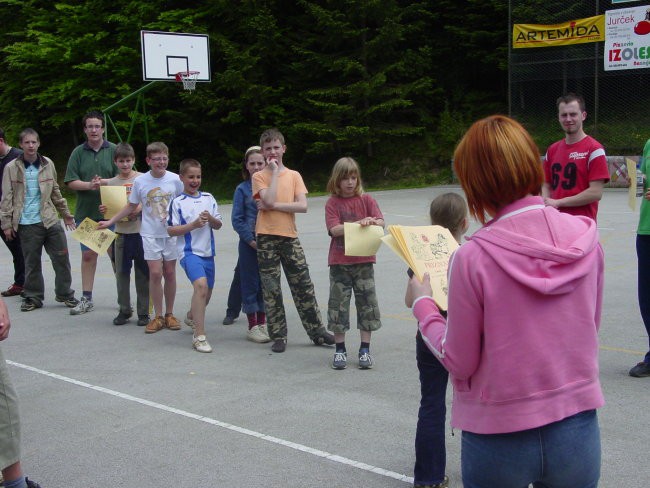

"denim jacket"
[231, 179, 258, 243]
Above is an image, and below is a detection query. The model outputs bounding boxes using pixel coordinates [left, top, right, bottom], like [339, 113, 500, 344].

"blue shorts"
[77, 218, 114, 252]
[180, 254, 215, 288]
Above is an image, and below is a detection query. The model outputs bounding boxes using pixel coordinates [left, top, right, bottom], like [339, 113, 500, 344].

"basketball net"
[175, 71, 199, 92]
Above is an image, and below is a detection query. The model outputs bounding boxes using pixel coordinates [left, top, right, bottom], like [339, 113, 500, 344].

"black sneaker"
[137, 315, 150, 327]
[358, 349, 374, 369]
[222, 315, 236, 325]
[312, 331, 335, 346]
[271, 339, 287, 353]
[25, 477, 42, 488]
[629, 361, 650, 377]
[20, 298, 41, 312]
[414, 476, 449, 488]
[55, 295, 79, 308]
[113, 311, 132, 325]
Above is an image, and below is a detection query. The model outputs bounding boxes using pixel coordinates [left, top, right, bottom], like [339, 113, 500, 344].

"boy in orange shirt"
[252, 128, 334, 353]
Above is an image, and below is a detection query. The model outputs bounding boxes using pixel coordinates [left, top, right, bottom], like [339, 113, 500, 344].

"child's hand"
[267, 159, 278, 171]
[97, 220, 111, 230]
[99, 204, 107, 215]
[358, 217, 376, 226]
[406, 272, 433, 306]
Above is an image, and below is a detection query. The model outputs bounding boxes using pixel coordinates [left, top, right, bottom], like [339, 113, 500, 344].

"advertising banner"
[513, 15, 605, 48]
[605, 5, 650, 70]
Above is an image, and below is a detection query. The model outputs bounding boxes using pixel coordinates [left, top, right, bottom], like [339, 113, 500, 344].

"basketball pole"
[103, 81, 159, 144]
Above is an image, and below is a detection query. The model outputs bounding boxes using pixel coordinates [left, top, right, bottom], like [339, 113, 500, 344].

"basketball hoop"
[175, 71, 200, 92]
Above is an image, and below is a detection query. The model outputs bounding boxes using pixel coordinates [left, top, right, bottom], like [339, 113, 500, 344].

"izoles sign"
[605, 5, 650, 71]
[513, 15, 605, 48]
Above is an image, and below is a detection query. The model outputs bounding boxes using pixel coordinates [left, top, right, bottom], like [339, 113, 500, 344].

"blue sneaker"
[358, 349, 373, 369]
[332, 351, 347, 370]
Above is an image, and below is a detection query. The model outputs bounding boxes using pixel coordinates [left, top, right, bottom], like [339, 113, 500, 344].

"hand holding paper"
[70, 217, 116, 254]
[343, 222, 384, 257]
[100, 186, 128, 221]
[381, 225, 458, 310]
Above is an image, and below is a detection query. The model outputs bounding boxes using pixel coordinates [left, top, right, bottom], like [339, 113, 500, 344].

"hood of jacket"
[465, 195, 600, 296]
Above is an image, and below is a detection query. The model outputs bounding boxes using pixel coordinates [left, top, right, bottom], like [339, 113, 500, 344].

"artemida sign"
[513, 15, 605, 48]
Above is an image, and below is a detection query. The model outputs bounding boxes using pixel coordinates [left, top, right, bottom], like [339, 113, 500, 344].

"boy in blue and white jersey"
[167, 159, 222, 353]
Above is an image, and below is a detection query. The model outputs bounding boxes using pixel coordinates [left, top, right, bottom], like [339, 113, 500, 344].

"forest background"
[0, 0, 624, 198]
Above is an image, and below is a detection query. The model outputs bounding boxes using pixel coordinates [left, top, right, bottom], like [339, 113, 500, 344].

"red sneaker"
[1, 284, 23, 297]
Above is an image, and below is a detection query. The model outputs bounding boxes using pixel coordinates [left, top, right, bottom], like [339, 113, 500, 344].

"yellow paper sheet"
[70, 217, 116, 254]
[343, 223, 384, 256]
[100, 186, 128, 220]
[381, 225, 458, 310]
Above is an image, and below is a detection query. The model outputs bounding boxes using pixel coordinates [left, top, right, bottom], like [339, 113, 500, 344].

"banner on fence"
[604, 5, 650, 71]
[513, 15, 605, 49]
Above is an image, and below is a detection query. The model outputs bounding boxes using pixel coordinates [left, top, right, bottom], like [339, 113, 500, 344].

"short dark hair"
[82, 110, 105, 128]
[556, 93, 585, 112]
[114, 142, 135, 161]
[0, 127, 6, 141]
[19, 128, 39, 143]
[179, 158, 201, 175]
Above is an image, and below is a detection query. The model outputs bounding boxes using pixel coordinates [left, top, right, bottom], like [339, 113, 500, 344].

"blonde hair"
[453, 115, 542, 224]
[326, 157, 364, 197]
[429, 193, 468, 243]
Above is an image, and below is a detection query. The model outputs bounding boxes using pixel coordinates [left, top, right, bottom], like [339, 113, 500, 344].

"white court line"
[7, 360, 414, 484]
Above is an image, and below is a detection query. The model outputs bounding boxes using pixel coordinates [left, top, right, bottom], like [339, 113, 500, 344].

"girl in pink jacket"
[407, 115, 604, 488]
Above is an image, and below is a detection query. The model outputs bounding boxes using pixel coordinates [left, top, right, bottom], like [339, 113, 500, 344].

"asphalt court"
[1, 186, 649, 487]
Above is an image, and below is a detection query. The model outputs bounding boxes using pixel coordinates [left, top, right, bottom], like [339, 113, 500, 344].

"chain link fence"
[509, 0, 650, 172]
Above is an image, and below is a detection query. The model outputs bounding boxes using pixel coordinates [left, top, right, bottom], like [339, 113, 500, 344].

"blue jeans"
[414, 331, 448, 486]
[461, 410, 601, 488]
[637, 234, 650, 363]
[238, 240, 264, 314]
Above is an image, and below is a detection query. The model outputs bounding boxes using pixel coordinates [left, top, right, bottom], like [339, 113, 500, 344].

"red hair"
[453, 115, 542, 224]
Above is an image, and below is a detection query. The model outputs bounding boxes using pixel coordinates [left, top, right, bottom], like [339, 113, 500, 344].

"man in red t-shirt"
[542, 93, 610, 220]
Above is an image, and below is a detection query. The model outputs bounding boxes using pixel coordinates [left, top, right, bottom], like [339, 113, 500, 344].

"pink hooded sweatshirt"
[413, 195, 605, 434]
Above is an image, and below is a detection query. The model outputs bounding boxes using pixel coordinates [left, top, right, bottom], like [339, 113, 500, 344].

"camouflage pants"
[256, 234, 325, 341]
[327, 263, 381, 333]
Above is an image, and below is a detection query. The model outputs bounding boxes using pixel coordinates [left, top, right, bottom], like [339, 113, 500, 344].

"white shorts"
[142, 236, 178, 261]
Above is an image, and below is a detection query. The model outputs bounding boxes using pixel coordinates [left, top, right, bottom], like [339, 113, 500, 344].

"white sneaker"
[259, 324, 270, 340]
[70, 296, 94, 315]
[247, 325, 271, 343]
[184, 312, 196, 330]
[192, 335, 212, 353]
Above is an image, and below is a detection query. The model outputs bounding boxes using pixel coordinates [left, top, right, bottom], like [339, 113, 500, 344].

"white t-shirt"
[128, 171, 183, 237]
[169, 191, 221, 259]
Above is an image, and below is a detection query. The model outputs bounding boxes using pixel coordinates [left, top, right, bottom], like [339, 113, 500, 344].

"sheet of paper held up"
[343, 222, 384, 257]
[100, 186, 128, 220]
[70, 217, 116, 255]
[381, 225, 459, 310]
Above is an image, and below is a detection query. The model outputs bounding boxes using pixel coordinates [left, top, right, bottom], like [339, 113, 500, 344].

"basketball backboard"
[141, 30, 211, 82]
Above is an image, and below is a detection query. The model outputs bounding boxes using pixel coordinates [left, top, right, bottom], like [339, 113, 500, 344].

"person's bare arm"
[97, 202, 138, 229]
[66, 176, 101, 192]
[543, 180, 605, 209]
